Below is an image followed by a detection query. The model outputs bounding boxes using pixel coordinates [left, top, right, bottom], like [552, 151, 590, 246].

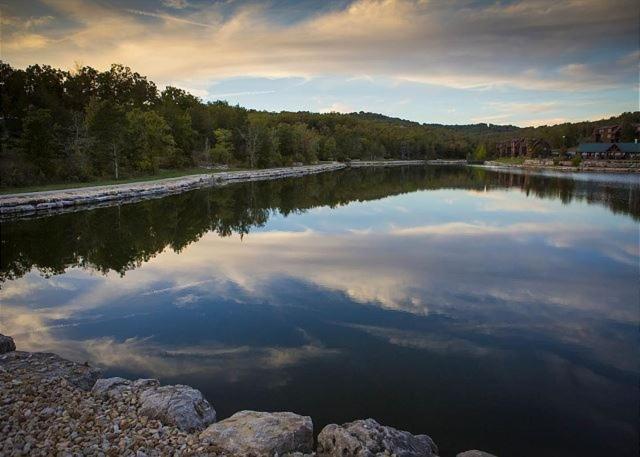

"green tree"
[211, 128, 234, 164]
[125, 109, 176, 173]
[65, 111, 92, 180]
[257, 126, 281, 167]
[473, 143, 487, 161]
[96, 64, 158, 107]
[86, 98, 127, 179]
[320, 136, 337, 160]
[20, 108, 61, 178]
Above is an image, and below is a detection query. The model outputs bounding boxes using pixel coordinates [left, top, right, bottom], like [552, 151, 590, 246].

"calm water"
[1, 166, 639, 457]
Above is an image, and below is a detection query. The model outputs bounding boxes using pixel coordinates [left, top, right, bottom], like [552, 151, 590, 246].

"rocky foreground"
[0, 335, 495, 457]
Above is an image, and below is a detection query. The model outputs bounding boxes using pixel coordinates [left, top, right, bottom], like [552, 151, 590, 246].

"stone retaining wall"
[349, 160, 466, 167]
[483, 159, 640, 174]
[0, 163, 346, 218]
[0, 161, 470, 219]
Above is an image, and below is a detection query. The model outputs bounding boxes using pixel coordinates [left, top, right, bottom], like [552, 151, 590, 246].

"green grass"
[0, 167, 247, 195]
[491, 156, 526, 165]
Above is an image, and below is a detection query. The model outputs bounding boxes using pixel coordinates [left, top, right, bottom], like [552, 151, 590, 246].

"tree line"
[1, 61, 638, 187]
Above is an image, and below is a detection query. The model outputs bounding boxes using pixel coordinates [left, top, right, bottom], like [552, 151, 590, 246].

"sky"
[1, 0, 639, 126]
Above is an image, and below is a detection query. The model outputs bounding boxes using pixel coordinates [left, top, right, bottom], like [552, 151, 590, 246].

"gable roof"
[593, 124, 621, 133]
[578, 143, 613, 153]
[618, 143, 640, 153]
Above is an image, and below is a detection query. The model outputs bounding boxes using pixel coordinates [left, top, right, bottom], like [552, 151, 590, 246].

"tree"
[20, 108, 61, 178]
[96, 64, 158, 107]
[65, 65, 99, 111]
[211, 129, 234, 164]
[240, 121, 262, 168]
[620, 120, 638, 142]
[320, 136, 337, 160]
[86, 98, 127, 179]
[473, 143, 487, 161]
[125, 109, 175, 173]
[65, 111, 92, 180]
[257, 126, 281, 167]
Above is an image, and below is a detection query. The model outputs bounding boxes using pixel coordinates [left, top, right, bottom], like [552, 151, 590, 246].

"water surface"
[1, 166, 638, 457]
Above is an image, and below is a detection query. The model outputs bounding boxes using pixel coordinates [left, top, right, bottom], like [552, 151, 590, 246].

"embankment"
[483, 159, 640, 173]
[0, 161, 467, 219]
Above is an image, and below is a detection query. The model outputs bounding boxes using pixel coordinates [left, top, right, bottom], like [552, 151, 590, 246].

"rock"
[0, 351, 101, 391]
[92, 377, 132, 399]
[133, 378, 160, 389]
[138, 384, 215, 432]
[200, 410, 313, 456]
[0, 334, 16, 354]
[316, 418, 437, 457]
[456, 451, 497, 457]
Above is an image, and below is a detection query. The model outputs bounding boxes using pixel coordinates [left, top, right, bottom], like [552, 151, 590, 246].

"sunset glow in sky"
[2, 0, 639, 126]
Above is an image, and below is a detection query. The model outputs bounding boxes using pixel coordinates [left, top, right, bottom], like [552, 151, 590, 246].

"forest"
[1, 62, 639, 187]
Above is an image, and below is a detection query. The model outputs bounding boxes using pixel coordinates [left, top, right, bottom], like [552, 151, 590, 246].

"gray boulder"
[200, 410, 313, 456]
[457, 451, 497, 457]
[133, 378, 160, 389]
[92, 377, 133, 399]
[0, 334, 16, 354]
[317, 418, 437, 457]
[139, 384, 216, 432]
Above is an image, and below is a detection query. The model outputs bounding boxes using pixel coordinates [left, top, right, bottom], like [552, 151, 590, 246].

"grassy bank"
[0, 168, 246, 195]
[491, 157, 526, 165]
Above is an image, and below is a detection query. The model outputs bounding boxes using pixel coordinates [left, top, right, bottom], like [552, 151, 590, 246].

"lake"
[1, 165, 638, 457]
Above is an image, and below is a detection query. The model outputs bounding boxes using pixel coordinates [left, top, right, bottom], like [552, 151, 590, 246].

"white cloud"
[319, 102, 354, 113]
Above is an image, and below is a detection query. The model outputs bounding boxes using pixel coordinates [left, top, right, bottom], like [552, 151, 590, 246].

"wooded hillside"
[1, 62, 638, 187]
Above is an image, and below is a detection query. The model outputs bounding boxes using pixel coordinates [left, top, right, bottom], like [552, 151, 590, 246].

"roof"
[593, 124, 621, 132]
[618, 143, 640, 153]
[578, 142, 640, 153]
[578, 143, 613, 153]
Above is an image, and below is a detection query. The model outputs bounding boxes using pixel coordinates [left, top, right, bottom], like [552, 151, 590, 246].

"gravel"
[0, 353, 221, 457]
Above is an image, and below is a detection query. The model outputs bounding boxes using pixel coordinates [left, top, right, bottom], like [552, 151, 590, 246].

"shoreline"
[0, 161, 466, 219]
[481, 160, 640, 174]
[0, 163, 345, 218]
[0, 334, 491, 457]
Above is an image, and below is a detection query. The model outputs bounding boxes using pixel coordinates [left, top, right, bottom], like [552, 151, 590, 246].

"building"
[592, 123, 640, 143]
[496, 138, 551, 158]
[576, 142, 640, 159]
[593, 125, 621, 143]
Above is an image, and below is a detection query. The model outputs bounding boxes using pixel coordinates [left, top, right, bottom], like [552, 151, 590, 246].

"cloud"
[470, 99, 618, 127]
[207, 90, 277, 98]
[125, 9, 217, 28]
[162, 0, 191, 9]
[319, 102, 354, 113]
[2, 0, 638, 93]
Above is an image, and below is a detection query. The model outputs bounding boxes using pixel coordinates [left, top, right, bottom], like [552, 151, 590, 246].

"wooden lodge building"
[576, 123, 640, 159]
[495, 138, 552, 158]
[593, 125, 622, 143]
[576, 142, 640, 159]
